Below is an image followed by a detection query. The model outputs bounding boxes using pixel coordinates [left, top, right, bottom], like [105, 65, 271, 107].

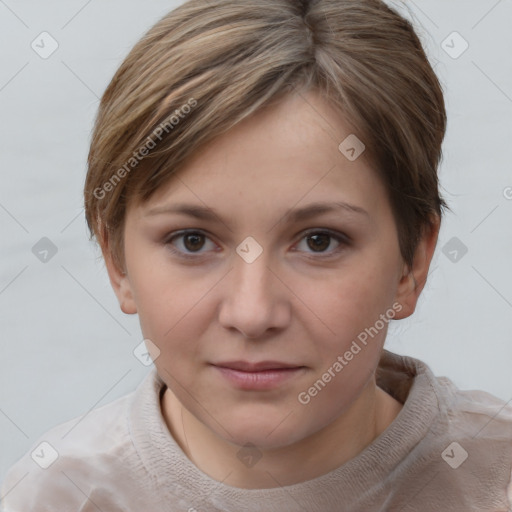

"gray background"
[1, 0, 511, 489]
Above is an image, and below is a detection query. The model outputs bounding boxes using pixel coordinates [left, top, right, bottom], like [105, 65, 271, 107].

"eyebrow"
[144, 201, 369, 225]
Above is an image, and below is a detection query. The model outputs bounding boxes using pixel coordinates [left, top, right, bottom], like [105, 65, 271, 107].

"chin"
[212, 411, 313, 451]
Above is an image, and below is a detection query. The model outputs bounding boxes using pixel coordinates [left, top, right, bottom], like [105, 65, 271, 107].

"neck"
[161, 375, 402, 489]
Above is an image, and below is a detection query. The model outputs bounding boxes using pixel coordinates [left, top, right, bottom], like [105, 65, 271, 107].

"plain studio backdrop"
[0, 0, 511, 487]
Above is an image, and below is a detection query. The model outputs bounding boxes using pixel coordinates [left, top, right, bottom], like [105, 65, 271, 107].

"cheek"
[291, 274, 392, 430]
[126, 242, 206, 333]
[303, 259, 398, 346]
[132, 271, 218, 378]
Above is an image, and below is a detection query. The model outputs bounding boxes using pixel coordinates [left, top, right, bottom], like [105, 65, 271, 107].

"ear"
[101, 240, 137, 315]
[393, 215, 440, 320]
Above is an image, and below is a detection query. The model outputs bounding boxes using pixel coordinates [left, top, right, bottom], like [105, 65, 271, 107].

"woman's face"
[108, 90, 422, 449]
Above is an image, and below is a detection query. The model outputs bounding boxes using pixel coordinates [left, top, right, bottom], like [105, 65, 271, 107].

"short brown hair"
[84, 0, 448, 274]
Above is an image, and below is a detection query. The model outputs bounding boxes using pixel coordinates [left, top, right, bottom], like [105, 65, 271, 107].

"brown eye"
[306, 233, 331, 252]
[294, 229, 350, 258]
[164, 230, 217, 259]
[182, 232, 205, 252]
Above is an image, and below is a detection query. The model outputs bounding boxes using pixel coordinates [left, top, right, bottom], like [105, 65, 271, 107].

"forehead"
[130, 91, 389, 224]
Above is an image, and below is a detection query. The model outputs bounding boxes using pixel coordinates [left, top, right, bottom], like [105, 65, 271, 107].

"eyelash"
[163, 229, 350, 261]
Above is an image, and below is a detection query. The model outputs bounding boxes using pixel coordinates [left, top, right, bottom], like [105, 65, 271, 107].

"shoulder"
[0, 380, 152, 511]
[435, 375, 512, 439]
[381, 351, 512, 509]
[422, 372, 512, 509]
[384, 349, 512, 438]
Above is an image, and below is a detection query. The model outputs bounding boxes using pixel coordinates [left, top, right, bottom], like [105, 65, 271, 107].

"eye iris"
[184, 233, 204, 252]
[307, 233, 330, 252]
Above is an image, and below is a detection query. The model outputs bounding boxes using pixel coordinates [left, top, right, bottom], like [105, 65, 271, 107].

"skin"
[104, 90, 440, 489]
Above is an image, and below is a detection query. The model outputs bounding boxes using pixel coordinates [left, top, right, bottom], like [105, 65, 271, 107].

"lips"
[213, 360, 303, 372]
[211, 360, 306, 390]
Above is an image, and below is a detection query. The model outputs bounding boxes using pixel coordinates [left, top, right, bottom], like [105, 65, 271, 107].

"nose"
[217, 247, 290, 339]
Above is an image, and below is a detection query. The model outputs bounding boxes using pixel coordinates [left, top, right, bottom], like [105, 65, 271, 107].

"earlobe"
[103, 250, 138, 315]
[117, 275, 138, 315]
[393, 215, 440, 320]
